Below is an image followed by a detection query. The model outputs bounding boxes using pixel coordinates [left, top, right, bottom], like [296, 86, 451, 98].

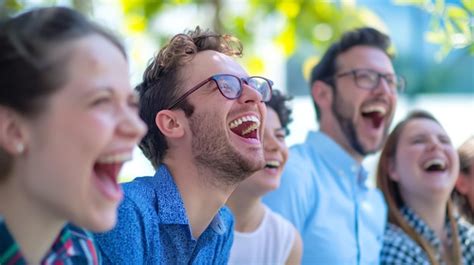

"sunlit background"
[3, 0, 473, 183]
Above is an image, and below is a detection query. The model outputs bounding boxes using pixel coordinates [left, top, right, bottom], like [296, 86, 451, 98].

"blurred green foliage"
[394, 0, 473, 61]
[2, 0, 471, 93]
[117, 0, 388, 74]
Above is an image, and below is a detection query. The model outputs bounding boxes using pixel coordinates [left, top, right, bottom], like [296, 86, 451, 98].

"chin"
[76, 210, 117, 232]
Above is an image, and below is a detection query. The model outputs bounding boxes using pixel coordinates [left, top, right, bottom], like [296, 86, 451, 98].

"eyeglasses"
[334, 69, 406, 93]
[168, 74, 273, 109]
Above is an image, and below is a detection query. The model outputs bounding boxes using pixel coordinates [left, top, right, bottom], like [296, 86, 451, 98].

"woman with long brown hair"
[377, 110, 474, 265]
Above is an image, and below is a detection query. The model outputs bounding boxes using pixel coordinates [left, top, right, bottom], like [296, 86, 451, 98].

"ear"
[155, 109, 185, 139]
[0, 106, 28, 155]
[311, 80, 333, 110]
[388, 158, 400, 182]
[455, 172, 470, 195]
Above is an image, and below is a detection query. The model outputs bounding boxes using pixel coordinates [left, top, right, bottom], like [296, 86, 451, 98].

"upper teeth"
[229, 115, 260, 129]
[266, 160, 281, 167]
[97, 153, 132, 164]
[362, 105, 387, 115]
[423, 158, 446, 170]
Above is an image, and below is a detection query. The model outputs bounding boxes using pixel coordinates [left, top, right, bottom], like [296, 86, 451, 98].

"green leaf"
[461, 0, 474, 12]
[446, 5, 468, 20]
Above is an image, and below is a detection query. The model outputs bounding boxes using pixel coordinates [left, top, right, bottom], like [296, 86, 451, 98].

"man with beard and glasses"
[94, 27, 271, 264]
[264, 27, 404, 265]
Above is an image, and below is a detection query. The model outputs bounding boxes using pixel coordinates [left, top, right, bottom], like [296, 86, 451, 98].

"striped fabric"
[1, 218, 99, 265]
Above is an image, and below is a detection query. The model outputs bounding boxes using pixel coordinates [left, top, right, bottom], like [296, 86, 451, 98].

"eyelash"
[92, 96, 111, 106]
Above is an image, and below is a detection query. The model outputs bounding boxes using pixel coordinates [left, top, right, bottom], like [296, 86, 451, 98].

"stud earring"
[16, 143, 24, 154]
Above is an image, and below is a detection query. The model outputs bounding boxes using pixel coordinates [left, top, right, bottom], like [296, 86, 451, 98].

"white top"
[228, 205, 295, 265]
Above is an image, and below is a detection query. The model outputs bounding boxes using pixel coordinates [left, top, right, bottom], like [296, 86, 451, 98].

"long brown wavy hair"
[376, 110, 461, 265]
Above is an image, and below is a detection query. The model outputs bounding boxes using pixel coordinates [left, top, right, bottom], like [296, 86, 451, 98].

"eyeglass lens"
[354, 70, 403, 92]
[215, 75, 272, 102]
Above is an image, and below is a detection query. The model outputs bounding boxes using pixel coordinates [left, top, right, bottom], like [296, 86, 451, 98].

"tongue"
[230, 121, 257, 139]
[94, 163, 122, 200]
[95, 163, 121, 180]
[363, 112, 384, 128]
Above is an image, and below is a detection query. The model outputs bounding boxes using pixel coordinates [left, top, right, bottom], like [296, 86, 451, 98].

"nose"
[372, 77, 392, 95]
[426, 136, 443, 151]
[118, 106, 147, 141]
[264, 132, 279, 152]
[238, 82, 263, 104]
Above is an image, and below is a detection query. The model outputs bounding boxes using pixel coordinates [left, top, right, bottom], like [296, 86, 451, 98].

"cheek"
[281, 145, 289, 165]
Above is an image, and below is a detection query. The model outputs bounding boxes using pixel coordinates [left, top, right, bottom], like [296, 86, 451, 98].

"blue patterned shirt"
[94, 164, 234, 265]
[264, 131, 387, 265]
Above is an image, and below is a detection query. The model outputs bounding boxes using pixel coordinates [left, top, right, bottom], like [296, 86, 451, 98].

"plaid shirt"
[381, 206, 474, 265]
[0, 218, 99, 265]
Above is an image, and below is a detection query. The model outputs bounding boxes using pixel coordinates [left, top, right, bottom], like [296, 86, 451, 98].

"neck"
[0, 177, 64, 264]
[227, 190, 265, 233]
[405, 196, 447, 239]
[165, 158, 236, 239]
[320, 127, 364, 163]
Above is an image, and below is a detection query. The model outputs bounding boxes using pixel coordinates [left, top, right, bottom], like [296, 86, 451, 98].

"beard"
[331, 88, 390, 157]
[189, 110, 264, 187]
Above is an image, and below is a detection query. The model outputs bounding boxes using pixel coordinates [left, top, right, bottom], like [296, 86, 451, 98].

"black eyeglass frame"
[329, 68, 406, 93]
[167, 74, 274, 109]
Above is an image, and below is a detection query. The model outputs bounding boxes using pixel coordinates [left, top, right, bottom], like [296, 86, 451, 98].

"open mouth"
[423, 158, 447, 173]
[93, 153, 131, 200]
[361, 105, 387, 129]
[229, 115, 260, 139]
[265, 160, 281, 169]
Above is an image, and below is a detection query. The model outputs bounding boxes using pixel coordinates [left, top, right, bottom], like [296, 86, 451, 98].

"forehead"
[401, 118, 446, 138]
[60, 34, 130, 94]
[336, 45, 394, 73]
[184, 50, 247, 85]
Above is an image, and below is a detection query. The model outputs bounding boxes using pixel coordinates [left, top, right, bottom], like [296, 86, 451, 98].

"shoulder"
[457, 218, 474, 261]
[59, 224, 100, 264]
[366, 187, 388, 213]
[265, 208, 296, 238]
[380, 223, 426, 264]
[93, 178, 161, 264]
[122, 176, 157, 205]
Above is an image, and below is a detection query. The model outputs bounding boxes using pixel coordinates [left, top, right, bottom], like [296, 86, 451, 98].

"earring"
[16, 143, 24, 154]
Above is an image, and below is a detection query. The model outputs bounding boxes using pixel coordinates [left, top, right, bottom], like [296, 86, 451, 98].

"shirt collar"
[153, 165, 189, 225]
[309, 131, 369, 187]
[152, 165, 229, 235]
[400, 206, 452, 251]
[0, 216, 26, 265]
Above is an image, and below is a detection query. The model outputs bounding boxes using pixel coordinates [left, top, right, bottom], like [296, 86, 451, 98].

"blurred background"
[2, 0, 472, 182]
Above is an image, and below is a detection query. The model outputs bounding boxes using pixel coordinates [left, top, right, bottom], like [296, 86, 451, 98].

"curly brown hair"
[135, 27, 243, 168]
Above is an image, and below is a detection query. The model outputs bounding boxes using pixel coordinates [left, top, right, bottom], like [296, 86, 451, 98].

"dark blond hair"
[376, 110, 461, 265]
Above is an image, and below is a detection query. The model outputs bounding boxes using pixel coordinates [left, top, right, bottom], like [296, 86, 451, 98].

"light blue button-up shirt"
[263, 131, 387, 265]
[94, 165, 234, 265]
